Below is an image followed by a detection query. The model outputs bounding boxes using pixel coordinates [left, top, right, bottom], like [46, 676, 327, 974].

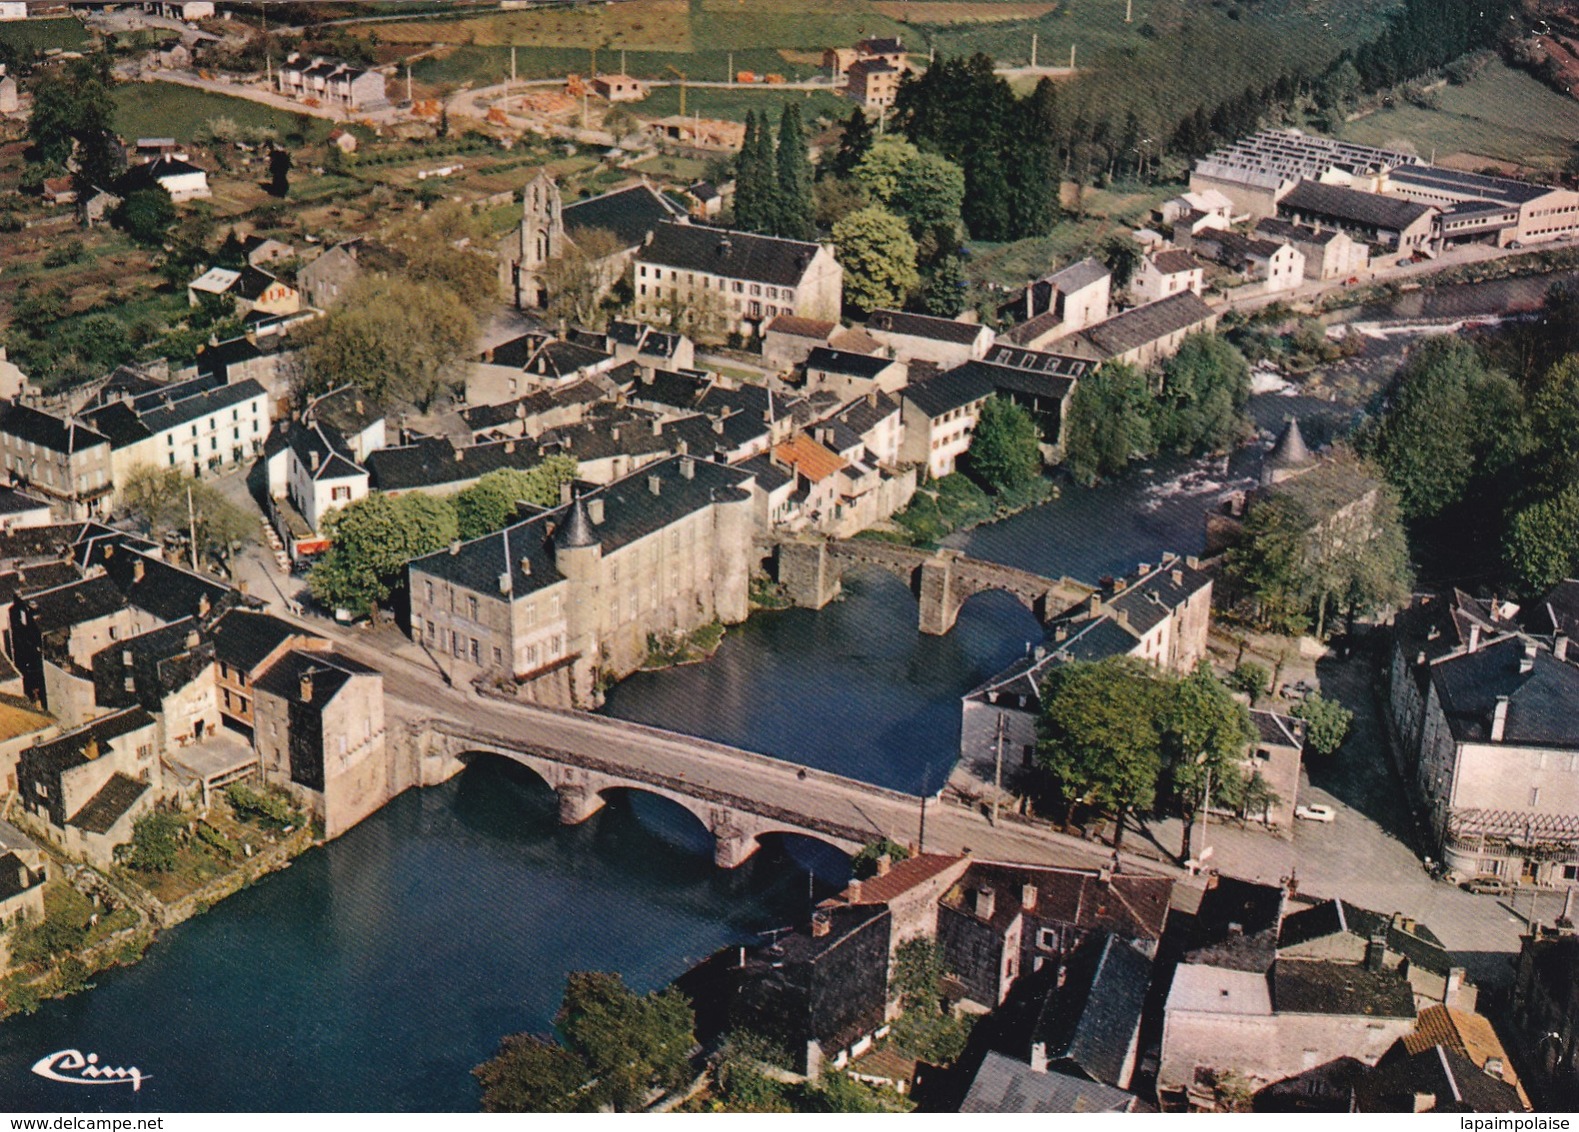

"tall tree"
[473, 1035, 595, 1113]
[1037, 656, 1171, 849]
[1225, 494, 1312, 636]
[451, 459, 580, 540]
[966, 397, 1041, 496]
[555, 971, 696, 1112]
[827, 107, 874, 180]
[774, 102, 815, 241]
[733, 112, 779, 236]
[830, 205, 918, 315]
[308, 492, 459, 618]
[1062, 361, 1155, 486]
[1164, 662, 1254, 863]
[1153, 332, 1251, 454]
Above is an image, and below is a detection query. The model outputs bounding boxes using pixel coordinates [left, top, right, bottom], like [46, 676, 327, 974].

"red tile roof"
[774, 434, 846, 482]
[833, 853, 965, 906]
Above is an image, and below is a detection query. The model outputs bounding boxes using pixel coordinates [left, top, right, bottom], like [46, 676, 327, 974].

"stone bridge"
[776, 538, 1094, 635]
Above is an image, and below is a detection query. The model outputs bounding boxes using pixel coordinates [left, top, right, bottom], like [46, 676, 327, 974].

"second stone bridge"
[777, 538, 1094, 635]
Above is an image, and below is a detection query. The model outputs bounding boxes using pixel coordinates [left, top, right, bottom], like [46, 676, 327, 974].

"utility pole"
[727, 52, 733, 84]
[511, 45, 517, 84]
[621, 48, 626, 75]
[1125, 0, 1133, 23]
[1070, 43, 1076, 70]
[263, 3, 271, 86]
[590, 45, 597, 79]
[918, 793, 928, 855]
[186, 487, 198, 571]
[991, 714, 1005, 826]
[1030, 32, 1037, 69]
[405, 64, 412, 105]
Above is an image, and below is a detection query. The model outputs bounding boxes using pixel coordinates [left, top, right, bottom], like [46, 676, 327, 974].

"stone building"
[251, 649, 386, 839]
[406, 455, 758, 707]
[1254, 217, 1371, 282]
[1052, 290, 1219, 369]
[1130, 248, 1205, 306]
[0, 820, 46, 969]
[633, 223, 843, 338]
[866, 309, 994, 369]
[0, 404, 113, 520]
[997, 259, 1112, 352]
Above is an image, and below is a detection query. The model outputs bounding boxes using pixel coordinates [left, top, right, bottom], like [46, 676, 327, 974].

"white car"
[1295, 804, 1336, 823]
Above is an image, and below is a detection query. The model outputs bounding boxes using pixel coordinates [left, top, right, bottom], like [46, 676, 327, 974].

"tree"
[852, 140, 964, 237]
[891, 937, 945, 1010]
[120, 467, 255, 567]
[541, 227, 623, 330]
[1506, 488, 1579, 595]
[966, 397, 1041, 497]
[113, 187, 177, 247]
[474, 1034, 595, 1113]
[1228, 661, 1269, 703]
[405, 242, 500, 311]
[1164, 662, 1254, 862]
[774, 102, 815, 242]
[1292, 693, 1353, 757]
[1037, 656, 1170, 849]
[309, 492, 459, 618]
[451, 459, 580, 540]
[27, 58, 122, 194]
[1062, 361, 1154, 486]
[268, 145, 292, 197]
[1153, 333, 1251, 454]
[852, 138, 922, 210]
[556, 971, 696, 1111]
[1101, 235, 1141, 294]
[733, 112, 779, 236]
[831, 206, 918, 316]
[120, 810, 184, 873]
[918, 247, 966, 317]
[827, 107, 874, 180]
[300, 277, 476, 408]
[1225, 495, 1312, 636]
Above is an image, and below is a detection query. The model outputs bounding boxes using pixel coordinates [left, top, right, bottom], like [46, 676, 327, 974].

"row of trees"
[1062, 333, 1253, 487]
[1359, 288, 1579, 597]
[1037, 657, 1261, 861]
[732, 105, 814, 242]
[307, 460, 578, 618]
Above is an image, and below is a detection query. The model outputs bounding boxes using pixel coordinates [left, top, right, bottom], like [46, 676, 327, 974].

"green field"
[965, 180, 1176, 286]
[1338, 60, 1579, 176]
[0, 16, 88, 52]
[636, 83, 853, 122]
[111, 82, 337, 146]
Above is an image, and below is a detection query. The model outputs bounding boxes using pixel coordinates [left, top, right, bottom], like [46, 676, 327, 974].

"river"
[0, 392, 1345, 1111]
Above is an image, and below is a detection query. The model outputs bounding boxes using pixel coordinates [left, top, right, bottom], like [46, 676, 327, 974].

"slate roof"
[1149, 248, 1203, 275]
[525, 339, 612, 381]
[409, 455, 754, 599]
[23, 575, 127, 632]
[1429, 637, 1579, 748]
[902, 366, 994, 418]
[282, 421, 365, 483]
[104, 551, 235, 627]
[117, 155, 206, 194]
[1071, 290, 1217, 359]
[22, 708, 156, 787]
[1049, 258, 1112, 293]
[1105, 555, 1213, 635]
[805, 347, 894, 380]
[68, 773, 149, 836]
[1271, 958, 1417, 1018]
[0, 487, 50, 516]
[765, 314, 836, 340]
[959, 1052, 1134, 1113]
[80, 401, 151, 449]
[365, 435, 541, 493]
[1032, 932, 1152, 1086]
[942, 862, 1172, 943]
[637, 222, 824, 287]
[307, 385, 382, 438]
[253, 649, 377, 706]
[564, 182, 685, 248]
[1530, 579, 1579, 639]
[982, 344, 1095, 379]
[1183, 876, 1286, 971]
[1255, 216, 1343, 247]
[1266, 416, 1313, 469]
[0, 850, 42, 902]
[0, 404, 109, 455]
[1386, 163, 1552, 206]
[92, 617, 214, 713]
[1355, 1044, 1524, 1112]
[866, 309, 985, 345]
[1277, 898, 1452, 976]
[1252, 709, 1305, 749]
[1280, 180, 1435, 232]
[138, 379, 267, 437]
[834, 391, 901, 437]
[737, 454, 793, 493]
[208, 608, 316, 674]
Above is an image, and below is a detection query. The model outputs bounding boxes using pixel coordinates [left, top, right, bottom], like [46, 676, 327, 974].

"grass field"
[111, 82, 337, 146]
[635, 83, 852, 122]
[0, 16, 87, 52]
[965, 179, 1177, 286]
[1338, 60, 1579, 176]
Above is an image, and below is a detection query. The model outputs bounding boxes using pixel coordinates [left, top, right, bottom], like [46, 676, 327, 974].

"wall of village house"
[43, 661, 98, 729]
[158, 662, 221, 752]
[1454, 740, 1579, 826]
[63, 608, 144, 673]
[318, 676, 389, 838]
[1160, 1008, 1412, 1092]
[0, 436, 111, 516]
[824, 468, 915, 538]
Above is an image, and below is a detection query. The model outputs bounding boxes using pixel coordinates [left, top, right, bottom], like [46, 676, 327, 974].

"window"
[493, 646, 503, 666]
[1036, 927, 1058, 950]
[467, 596, 479, 620]
[1531, 787, 1542, 807]
[470, 638, 480, 664]
[425, 581, 434, 604]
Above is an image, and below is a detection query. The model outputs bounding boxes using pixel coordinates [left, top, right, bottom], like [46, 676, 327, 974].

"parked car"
[1463, 875, 1516, 896]
[1295, 803, 1336, 823]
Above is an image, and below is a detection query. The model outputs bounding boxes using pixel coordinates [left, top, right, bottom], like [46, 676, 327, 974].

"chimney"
[811, 910, 831, 938]
[504, 441, 515, 454]
[867, 390, 878, 408]
[560, 481, 574, 505]
[185, 629, 200, 649]
[1029, 1040, 1049, 1074]
[1483, 1057, 1505, 1080]
[299, 672, 313, 703]
[651, 418, 662, 436]
[198, 594, 210, 618]
[1561, 886, 1576, 928]
[680, 456, 695, 480]
[1558, 635, 1570, 663]
[133, 559, 145, 583]
[648, 474, 662, 496]
[521, 557, 532, 577]
[1171, 569, 1183, 585]
[587, 498, 605, 525]
[449, 540, 462, 556]
[1468, 624, 1480, 653]
[1491, 695, 1509, 742]
[1366, 932, 1387, 971]
[1521, 640, 1538, 674]
[1022, 882, 1038, 911]
[355, 398, 364, 416]
[1098, 861, 1114, 885]
[974, 887, 996, 920]
[1447, 966, 1466, 999]
[310, 450, 320, 472]
[875, 853, 892, 877]
[847, 877, 864, 902]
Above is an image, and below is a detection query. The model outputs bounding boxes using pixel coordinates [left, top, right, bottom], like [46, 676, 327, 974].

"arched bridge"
[777, 538, 1094, 635]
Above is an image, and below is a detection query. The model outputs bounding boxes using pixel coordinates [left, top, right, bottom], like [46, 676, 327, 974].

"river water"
[0, 390, 1349, 1111]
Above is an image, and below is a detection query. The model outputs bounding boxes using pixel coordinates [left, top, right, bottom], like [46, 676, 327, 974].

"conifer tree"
[828, 107, 874, 180]
[774, 102, 815, 241]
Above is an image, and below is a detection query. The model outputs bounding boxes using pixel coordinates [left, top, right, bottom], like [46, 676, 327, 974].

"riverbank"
[860, 473, 1054, 549]
[1318, 243, 1579, 316]
[0, 787, 317, 1021]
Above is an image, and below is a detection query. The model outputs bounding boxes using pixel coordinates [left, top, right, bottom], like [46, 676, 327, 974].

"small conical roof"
[1267, 416, 1312, 468]
[556, 494, 597, 549]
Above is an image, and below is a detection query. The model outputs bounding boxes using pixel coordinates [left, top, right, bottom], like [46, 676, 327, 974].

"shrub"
[1292, 692, 1353, 756]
